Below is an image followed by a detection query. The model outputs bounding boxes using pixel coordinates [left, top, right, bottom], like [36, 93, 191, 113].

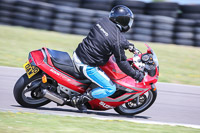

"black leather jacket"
[75, 17, 137, 78]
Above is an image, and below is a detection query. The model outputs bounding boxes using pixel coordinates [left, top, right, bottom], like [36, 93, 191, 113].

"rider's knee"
[106, 84, 116, 96]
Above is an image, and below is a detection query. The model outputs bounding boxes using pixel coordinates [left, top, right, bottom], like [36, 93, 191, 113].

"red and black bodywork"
[26, 44, 159, 112]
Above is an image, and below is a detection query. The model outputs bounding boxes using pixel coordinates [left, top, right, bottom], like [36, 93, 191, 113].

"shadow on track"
[12, 105, 150, 120]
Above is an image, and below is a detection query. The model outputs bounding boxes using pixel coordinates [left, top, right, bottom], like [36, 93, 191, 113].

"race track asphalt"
[0, 66, 200, 128]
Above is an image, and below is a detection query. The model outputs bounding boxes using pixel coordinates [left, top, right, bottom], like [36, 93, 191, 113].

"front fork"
[134, 84, 156, 106]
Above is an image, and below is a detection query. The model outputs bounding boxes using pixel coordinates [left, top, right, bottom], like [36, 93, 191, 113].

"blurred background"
[142, 0, 200, 4]
[1, 0, 200, 47]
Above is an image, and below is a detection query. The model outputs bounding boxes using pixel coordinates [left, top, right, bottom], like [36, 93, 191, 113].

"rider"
[71, 5, 144, 112]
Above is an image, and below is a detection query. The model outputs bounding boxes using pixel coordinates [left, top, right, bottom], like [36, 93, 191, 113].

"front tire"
[13, 73, 51, 108]
[114, 89, 157, 115]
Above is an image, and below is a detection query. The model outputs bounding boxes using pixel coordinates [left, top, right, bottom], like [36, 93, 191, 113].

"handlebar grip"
[128, 45, 135, 53]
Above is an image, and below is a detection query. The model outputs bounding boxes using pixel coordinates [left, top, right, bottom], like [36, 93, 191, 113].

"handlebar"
[128, 45, 142, 55]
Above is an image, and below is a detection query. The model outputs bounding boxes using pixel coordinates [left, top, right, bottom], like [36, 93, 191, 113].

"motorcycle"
[13, 44, 159, 115]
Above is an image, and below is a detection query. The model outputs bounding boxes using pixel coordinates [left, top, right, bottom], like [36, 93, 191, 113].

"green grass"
[0, 25, 200, 86]
[0, 111, 199, 133]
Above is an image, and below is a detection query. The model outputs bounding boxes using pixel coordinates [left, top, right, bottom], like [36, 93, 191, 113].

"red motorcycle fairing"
[93, 44, 159, 110]
[100, 55, 158, 86]
[88, 99, 125, 110]
[99, 56, 127, 80]
[88, 77, 151, 110]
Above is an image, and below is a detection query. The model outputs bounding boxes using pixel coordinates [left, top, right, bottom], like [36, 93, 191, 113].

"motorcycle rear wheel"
[114, 89, 157, 115]
[13, 72, 51, 108]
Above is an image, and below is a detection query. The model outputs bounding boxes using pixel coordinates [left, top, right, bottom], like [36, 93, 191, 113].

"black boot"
[71, 91, 94, 113]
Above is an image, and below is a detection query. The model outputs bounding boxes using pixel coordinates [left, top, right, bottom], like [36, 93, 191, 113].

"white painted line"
[0, 108, 199, 129]
[92, 117, 200, 129]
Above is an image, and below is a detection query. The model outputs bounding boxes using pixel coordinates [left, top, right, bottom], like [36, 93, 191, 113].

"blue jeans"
[73, 52, 116, 99]
[82, 66, 116, 99]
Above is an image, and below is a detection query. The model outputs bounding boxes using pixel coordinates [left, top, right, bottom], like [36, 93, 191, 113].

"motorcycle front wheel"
[114, 89, 157, 115]
[13, 72, 51, 108]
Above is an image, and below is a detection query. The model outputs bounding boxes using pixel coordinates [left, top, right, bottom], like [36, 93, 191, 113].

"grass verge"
[0, 111, 199, 133]
[0, 25, 200, 85]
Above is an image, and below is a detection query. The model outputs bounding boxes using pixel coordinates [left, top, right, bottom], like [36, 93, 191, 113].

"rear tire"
[13, 73, 51, 108]
[114, 89, 157, 115]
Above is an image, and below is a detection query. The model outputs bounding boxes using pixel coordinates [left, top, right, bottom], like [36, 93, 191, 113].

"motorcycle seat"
[47, 49, 90, 82]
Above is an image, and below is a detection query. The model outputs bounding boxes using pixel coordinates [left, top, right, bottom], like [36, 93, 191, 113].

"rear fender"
[28, 49, 44, 66]
[41, 47, 53, 67]
[28, 47, 53, 67]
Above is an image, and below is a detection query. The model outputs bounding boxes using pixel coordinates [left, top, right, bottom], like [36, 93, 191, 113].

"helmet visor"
[116, 16, 133, 27]
[128, 18, 133, 28]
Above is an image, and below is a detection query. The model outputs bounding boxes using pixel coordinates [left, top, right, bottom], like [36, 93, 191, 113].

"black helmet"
[109, 5, 134, 32]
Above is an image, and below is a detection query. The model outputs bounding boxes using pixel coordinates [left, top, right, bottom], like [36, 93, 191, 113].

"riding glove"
[134, 70, 144, 82]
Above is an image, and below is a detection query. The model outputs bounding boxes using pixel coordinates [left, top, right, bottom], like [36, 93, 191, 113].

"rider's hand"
[133, 70, 144, 82]
[128, 43, 135, 53]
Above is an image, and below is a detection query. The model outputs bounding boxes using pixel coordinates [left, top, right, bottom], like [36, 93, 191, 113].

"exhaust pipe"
[42, 89, 65, 105]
